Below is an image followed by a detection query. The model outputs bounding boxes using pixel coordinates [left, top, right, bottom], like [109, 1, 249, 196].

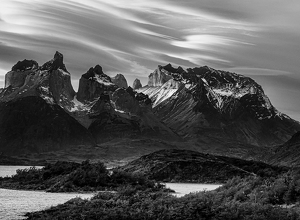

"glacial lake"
[0, 165, 44, 178]
[0, 166, 221, 219]
[165, 183, 221, 197]
[0, 166, 94, 219]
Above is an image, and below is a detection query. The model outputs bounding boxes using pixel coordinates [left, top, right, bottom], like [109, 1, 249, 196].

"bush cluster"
[220, 170, 300, 205]
[0, 160, 163, 192]
[26, 180, 300, 220]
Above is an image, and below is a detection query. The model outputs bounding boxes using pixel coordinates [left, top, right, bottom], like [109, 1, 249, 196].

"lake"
[0, 166, 94, 219]
[0, 166, 44, 177]
[0, 166, 221, 219]
[0, 188, 94, 219]
[165, 182, 221, 197]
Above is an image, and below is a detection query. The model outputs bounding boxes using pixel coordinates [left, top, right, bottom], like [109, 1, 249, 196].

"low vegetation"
[2, 157, 300, 219]
[25, 171, 300, 219]
[0, 160, 167, 192]
[119, 149, 288, 183]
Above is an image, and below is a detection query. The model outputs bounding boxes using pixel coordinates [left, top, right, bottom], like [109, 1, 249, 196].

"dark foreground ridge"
[118, 149, 288, 183]
[2, 150, 300, 219]
[25, 173, 300, 220]
[19, 160, 300, 220]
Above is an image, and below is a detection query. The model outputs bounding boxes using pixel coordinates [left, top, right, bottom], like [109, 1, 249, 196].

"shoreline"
[0, 182, 221, 195]
[0, 186, 100, 194]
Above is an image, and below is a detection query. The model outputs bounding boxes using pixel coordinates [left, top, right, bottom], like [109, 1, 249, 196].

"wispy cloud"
[0, 0, 300, 120]
[228, 67, 292, 76]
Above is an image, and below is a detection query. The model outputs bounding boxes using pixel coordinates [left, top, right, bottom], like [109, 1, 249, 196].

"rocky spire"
[11, 59, 39, 72]
[5, 60, 39, 88]
[147, 65, 172, 87]
[82, 65, 107, 79]
[111, 74, 128, 88]
[41, 51, 69, 73]
[77, 65, 118, 102]
[132, 78, 142, 90]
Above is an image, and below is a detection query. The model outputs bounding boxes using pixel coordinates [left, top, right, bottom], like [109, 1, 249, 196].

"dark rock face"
[5, 60, 39, 88]
[139, 64, 300, 147]
[88, 112, 141, 143]
[5, 71, 30, 88]
[89, 86, 177, 143]
[286, 131, 300, 144]
[111, 88, 141, 115]
[0, 96, 94, 155]
[1, 52, 75, 108]
[11, 59, 38, 72]
[267, 131, 300, 167]
[82, 65, 105, 79]
[111, 87, 151, 115]
[132, 78, 142, 90]
[41, 51, 68, 72]
[77, 65, 118, 102]
[126, 87, 151, 105]
[48, 69, 76, 106]
[0, 52, 95, 156]
[111, 74, 128, 88]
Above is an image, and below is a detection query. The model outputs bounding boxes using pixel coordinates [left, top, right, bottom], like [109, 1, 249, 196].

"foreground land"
[0, 160, 171, 193]
[25, 172, 300, 220]
[118, 149, 288, 183]
[2, 155, 300, 219]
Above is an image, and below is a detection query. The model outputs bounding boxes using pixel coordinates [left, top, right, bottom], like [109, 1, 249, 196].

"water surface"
[0, 166, 93, 219]
[0, 165, 43, 177]
[0, 188, 94, 219]
[165, 183, 221, 197]
[0, 166, 221, 219]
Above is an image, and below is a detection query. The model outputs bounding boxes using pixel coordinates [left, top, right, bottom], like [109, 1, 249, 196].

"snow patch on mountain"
[59, 69, 70, 76]
[40, 94, 55, 105]
[70, 95, 90, 112]
[153, 88, 177, 108]
[94, 74, 114, 86]
[213, 88, 233, 97]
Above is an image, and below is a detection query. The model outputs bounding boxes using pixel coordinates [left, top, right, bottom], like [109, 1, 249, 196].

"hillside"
[118, 149, 287, 183]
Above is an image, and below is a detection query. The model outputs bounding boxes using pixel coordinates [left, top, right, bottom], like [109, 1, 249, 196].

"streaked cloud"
[0, 0, 300, 120]
[228, 68, 292, 76]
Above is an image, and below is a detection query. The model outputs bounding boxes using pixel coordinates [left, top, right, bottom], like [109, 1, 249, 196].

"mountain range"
[0, 52, 299, 166]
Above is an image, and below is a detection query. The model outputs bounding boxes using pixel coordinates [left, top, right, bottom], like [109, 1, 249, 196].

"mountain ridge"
[0, 52, 180, 156]
[0, 52, 299, 166]
[137, 64, 300, 148]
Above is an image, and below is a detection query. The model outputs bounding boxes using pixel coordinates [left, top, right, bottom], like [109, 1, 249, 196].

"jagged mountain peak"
[41, 51, 68, 73]
[77, 65, 117, 102]
[147, 65, 172, 87]
[11, 59, 39, 72]
[1, 51, 75, 108]
[114, 73, 124, 78]
[93, 64, 103, 74]
[5, 59, 39, 88]
[133, 78, 142, 90]
[54, 51, 63, 60]
[162, 63, 185, 74]
[158, 64, 259, 90]
[138, 63, 300, 147]
[157, 64, 266, 103]
[82, 65, 111, 82]
[111, 73, 128, 88]
[157, 64, 273, 115]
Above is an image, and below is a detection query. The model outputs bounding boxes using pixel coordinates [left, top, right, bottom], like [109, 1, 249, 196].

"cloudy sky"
[0, 0, 300, 120]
